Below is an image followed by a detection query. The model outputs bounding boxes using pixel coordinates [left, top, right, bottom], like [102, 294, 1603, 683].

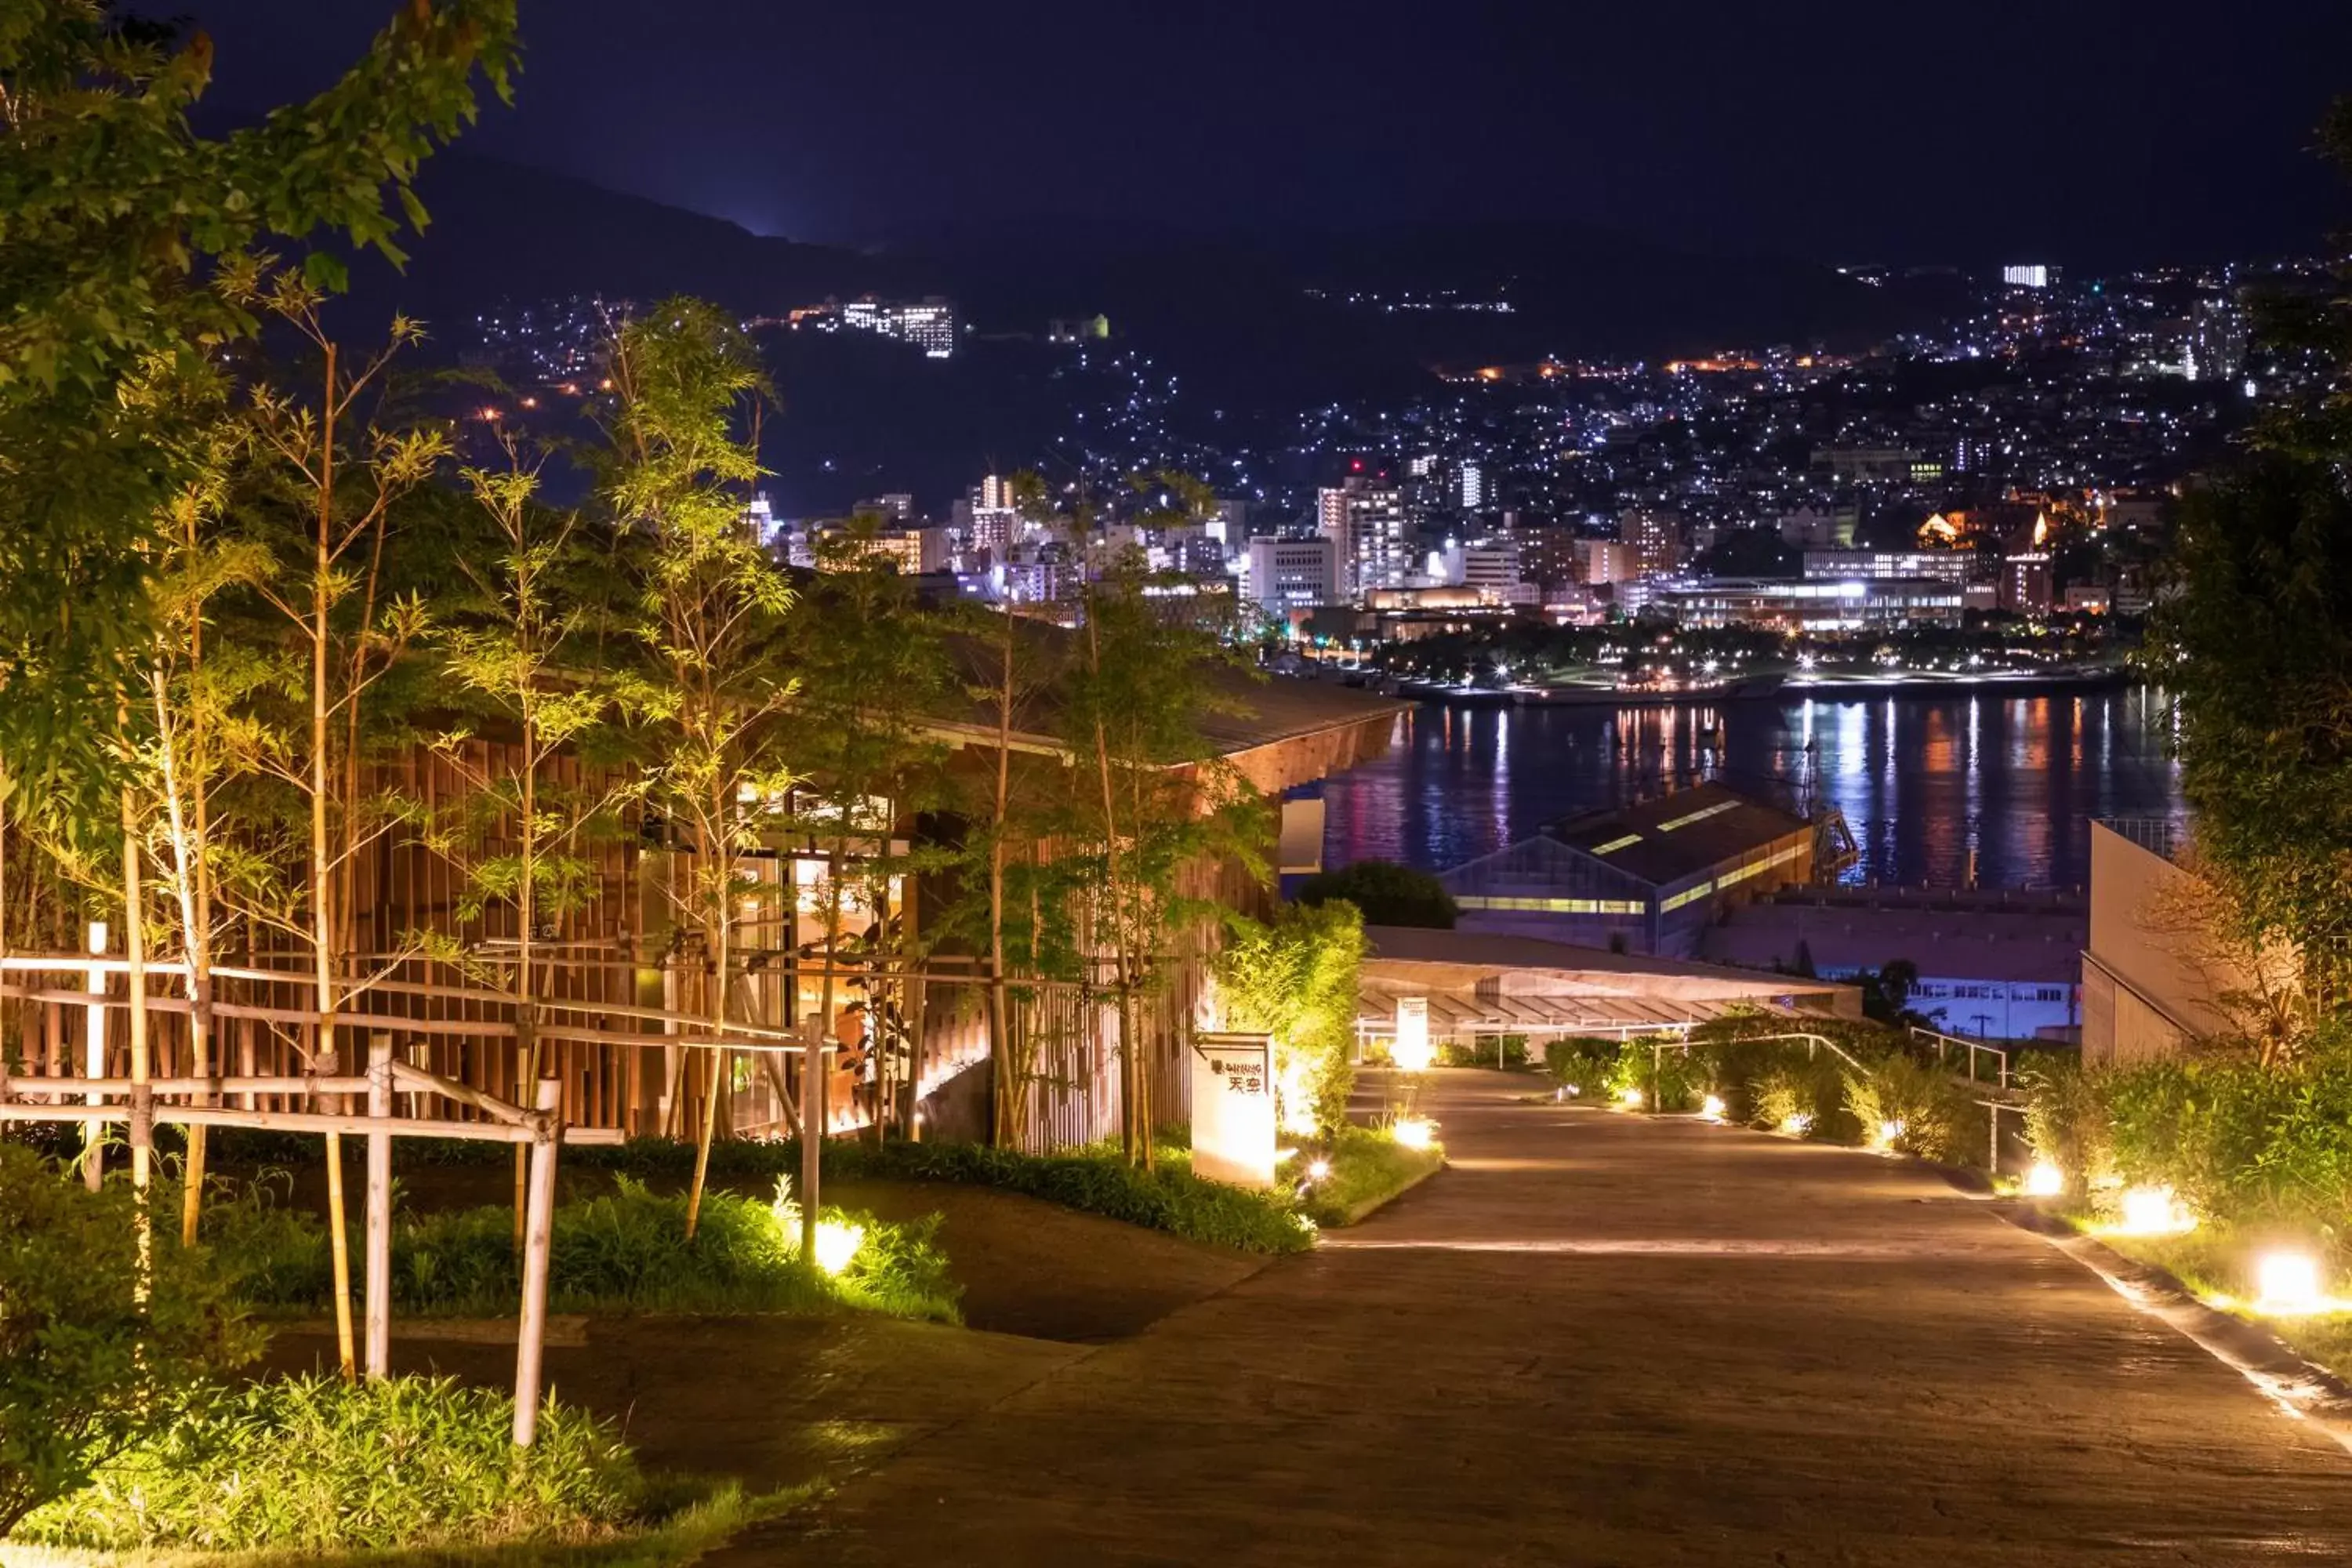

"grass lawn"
[1283, 1124, 1445, 1229]
[2038, 1208, 2352, 1385]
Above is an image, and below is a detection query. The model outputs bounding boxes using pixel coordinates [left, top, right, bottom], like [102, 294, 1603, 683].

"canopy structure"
[1355, 924, 1861, 1047]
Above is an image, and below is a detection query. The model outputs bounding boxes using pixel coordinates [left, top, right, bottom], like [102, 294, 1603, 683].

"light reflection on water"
[1316, 686, 2187, 889]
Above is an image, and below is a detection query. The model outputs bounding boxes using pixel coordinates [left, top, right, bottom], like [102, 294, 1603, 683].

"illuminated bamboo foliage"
[599, 299, 796, 1239]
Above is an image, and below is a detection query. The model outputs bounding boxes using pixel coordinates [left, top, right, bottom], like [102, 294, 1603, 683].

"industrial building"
[1701, 884, 2085, 1040]
[1438, 782, 1817, 957]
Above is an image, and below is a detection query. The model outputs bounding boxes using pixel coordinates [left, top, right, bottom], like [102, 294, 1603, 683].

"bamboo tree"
[601, 299, 794, 1240]
[132, 395, 274, 1244]
[420, 448, 637, 1245]
[1038, 474, 1268, 1167]
[781, 521, 955, 1160]
[0, 2, 517, 857]
[229, 270, 447, 1379]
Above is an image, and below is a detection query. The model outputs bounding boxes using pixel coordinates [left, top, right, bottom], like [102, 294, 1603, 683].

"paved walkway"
[721, 1069, 2352, 1566]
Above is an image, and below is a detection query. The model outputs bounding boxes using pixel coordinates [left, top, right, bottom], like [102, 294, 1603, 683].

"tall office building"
[1247, 535, 1338, 616]
[1460, 463, 1486, 509]
[1317, 477, 1410, 600]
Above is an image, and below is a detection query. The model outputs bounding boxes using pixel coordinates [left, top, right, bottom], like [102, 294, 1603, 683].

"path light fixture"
[1615, 1086, 1645, 1111]
[2254, 1250, 2331, 1316]
[1392, 1117, 1436, 1152]
[2113, 1185, 2196, 1236]
[2023, 1160, 2065, 1198]
[1698, 1094, 1726, 1122]
[812, 1218, 866, 1276]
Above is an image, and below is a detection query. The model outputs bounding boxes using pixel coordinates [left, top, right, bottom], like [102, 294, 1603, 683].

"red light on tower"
[1350, 459, 1363, 473]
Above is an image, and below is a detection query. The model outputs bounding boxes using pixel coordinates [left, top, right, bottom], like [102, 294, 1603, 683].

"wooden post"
[82, 921, 107, 1191]
[511, 1076, 561, 1448]
[905, 880, 925, 1143]
[364, 1033, 394, 1379]
[799, 1017, 825, 1268]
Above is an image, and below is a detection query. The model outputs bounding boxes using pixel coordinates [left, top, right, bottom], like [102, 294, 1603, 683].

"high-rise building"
[1999, 552, 2053, 616]
[1317, 477, 1409, 600]
[1576, 538, 1642, 586]
[2002, 264, 2056, 289]
[1460, 463, 1486, 509]
[1621, 507, 1683, 576]
[1247, 535, 1337, 616]
[2188, 296, 2250, 383]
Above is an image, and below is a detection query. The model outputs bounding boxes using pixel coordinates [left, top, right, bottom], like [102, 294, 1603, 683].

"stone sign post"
[1189, 1031, 1276, 1188]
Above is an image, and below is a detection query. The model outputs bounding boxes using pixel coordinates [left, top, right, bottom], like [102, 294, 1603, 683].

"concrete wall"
[2082, 822, 2270, 1065]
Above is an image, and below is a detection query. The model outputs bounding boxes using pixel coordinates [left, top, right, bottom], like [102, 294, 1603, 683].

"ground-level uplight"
[2112, 1185, 2196, 1236]
[1871, 1117, 1906, 1151]
[1698, 1094, 1726, 1122]
[2254, 1250, 2332, 1316]
[1392, 1117, 1436, 1151]
[1306, 1157, 1332, 1181]
[812, 1219, 866, 1276]
[2023, 1160, 2065, 1198]
[1615, 1086, 1644, 1111]
[1780, 1112, 1813, 1137]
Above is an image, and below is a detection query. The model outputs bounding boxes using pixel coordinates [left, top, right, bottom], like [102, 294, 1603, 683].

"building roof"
[1539, 782, 1811, 889]
[1700, 889, 2086, 985]
[929, 622, 1407, 793]
[1357, 924, 1860, 1036]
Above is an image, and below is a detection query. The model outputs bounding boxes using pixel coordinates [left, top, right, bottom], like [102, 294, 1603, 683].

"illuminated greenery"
[16, 1375, 642, 1553]
[0, 1145, 262, 1537]
[199, 1176, 960, 1324]
[0, 0, 517, 836]
[1284, 1124, 1443, 1228]
[1214, 899, 1367, 1137]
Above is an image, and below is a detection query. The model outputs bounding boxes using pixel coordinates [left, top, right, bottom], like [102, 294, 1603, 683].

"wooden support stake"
[83, 921, 107, 1191]
[511, 1076, 561, 1448]
[364, 1033, 393, 1380]
[800, 1018, 826, 1269]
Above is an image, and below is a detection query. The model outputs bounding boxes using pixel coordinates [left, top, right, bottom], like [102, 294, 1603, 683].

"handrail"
[1907, 1025, 2011, 1089]
[1653, 1029, 1871, 1075]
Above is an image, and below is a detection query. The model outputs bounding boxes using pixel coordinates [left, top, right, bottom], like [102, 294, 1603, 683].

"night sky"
[198, 0, 2352, 266]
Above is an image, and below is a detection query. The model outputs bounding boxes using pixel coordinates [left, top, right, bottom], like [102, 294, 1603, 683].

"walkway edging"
[1995, 1200, 2352, 1457]
[1336, 1159, 1446, 1229]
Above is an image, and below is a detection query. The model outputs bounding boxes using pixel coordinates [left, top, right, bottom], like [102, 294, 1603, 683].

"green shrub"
[1215, 899, 1367, 1136]
[1843, 1054, 1978, 1163]
[1293, 859, 1457, 928]
[2071, 1056, 2352, 1228]
[0, 1145, 263, 1538]
[582, 1134, 1314, 1254]
[2020, 1053, 2111, 1192]
[18, 1374, 641, 1552]
[1543, 1038, 1617, 1091]
[204, 1176, 960, 1323]
[1603, 1037, 1700, 1112]
[845, 1140, 1314, 1254]
[1748, 1055, 1849, 1138]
